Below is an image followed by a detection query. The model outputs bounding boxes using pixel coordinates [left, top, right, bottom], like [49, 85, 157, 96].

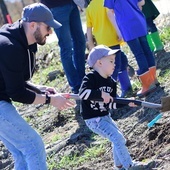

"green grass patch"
[47, 137, 108, 170]
[51, 134, 63, 142]
[55, 144, 106, 169]
[160, 27, 170, 43]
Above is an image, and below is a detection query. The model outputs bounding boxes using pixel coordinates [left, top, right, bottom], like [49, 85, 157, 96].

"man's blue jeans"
[127, 36, 155, 75]
[0, 101, 47, 170]
[85, 115, 133, 168]
[51, 2, 86, 93]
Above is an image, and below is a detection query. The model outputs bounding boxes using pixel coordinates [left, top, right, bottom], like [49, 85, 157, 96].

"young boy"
[79, 45, 154, 170]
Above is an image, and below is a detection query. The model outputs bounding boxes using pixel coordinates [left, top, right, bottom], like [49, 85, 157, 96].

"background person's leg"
[127, 38, 156, 97]
[70, 3, 86, 90]
[51, 4, 84, 93]
[118, 51, 132, 97]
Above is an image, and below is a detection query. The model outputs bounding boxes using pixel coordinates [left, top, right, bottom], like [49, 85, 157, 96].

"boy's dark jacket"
[0, 20, 37, 104]
[79, 71, 126, 119]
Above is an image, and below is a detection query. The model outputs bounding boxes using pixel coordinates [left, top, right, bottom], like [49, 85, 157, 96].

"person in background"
[104, 0, 159, 98]
[141, 0, 164, 53]
[79, 45, 154, 170]
[0, 3, 75, 169]
[86, 0, 132, 98]
[40, 0, 86, 95]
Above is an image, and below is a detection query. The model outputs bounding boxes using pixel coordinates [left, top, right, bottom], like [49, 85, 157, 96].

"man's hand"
[50, 94, 76, 110]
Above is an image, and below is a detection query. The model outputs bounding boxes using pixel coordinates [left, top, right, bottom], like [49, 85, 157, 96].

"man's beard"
[34, 27, 48, 45]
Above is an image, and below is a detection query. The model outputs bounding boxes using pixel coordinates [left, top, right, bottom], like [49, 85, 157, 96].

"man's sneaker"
[128, 160, 155, 170]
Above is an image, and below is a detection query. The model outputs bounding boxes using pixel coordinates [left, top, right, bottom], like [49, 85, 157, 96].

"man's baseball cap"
[87, 45, 120, 67]
[22, 3, 62, 29]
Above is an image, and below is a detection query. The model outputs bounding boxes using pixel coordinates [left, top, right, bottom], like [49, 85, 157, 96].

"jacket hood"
[0, 20, 29, 49]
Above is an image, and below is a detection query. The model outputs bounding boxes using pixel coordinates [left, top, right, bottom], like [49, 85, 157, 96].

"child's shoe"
[128, 160, 155, 170]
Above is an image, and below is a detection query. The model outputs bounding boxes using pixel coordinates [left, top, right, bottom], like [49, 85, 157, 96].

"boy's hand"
[127, 97, 137, 107]
[128, 102, 137, 107]
[101, 91, 113, 103]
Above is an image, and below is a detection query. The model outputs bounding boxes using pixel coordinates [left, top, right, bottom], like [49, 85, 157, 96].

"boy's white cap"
[87, 45, 119, 67]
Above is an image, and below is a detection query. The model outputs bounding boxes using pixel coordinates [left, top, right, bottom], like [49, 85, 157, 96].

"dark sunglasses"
[38, 22, 51, 32]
